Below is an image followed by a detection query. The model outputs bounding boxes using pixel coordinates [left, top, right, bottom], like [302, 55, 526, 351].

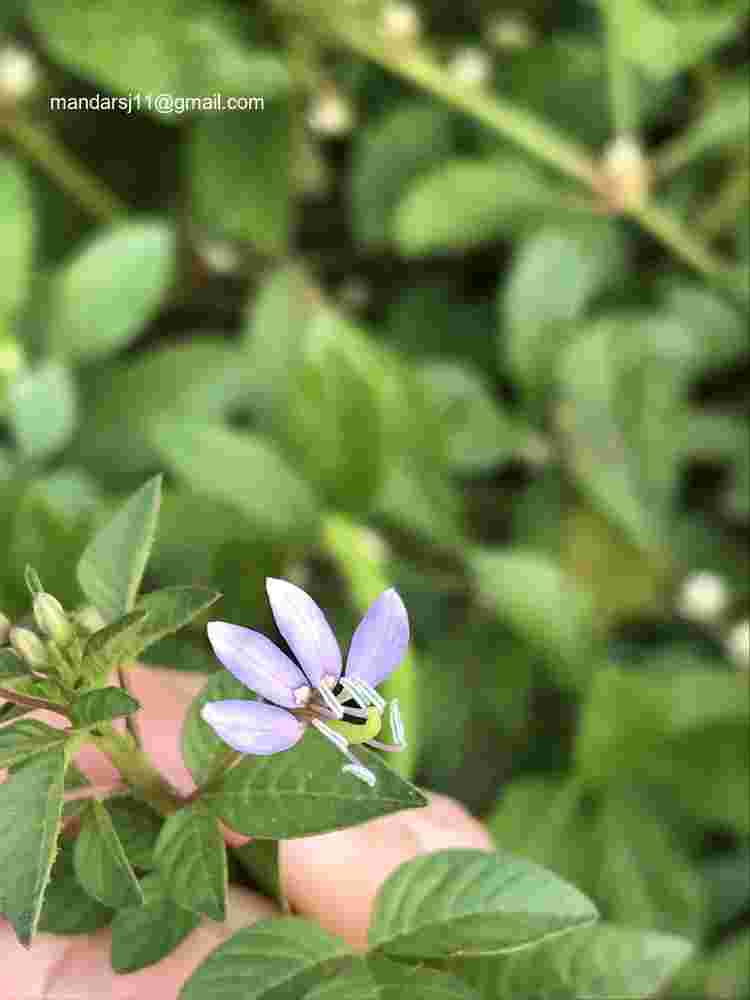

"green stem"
[3, 116, 126, 223]
[695, 162, 750, 238]
[117, 665, 144, 750]
[0, 685, 70, 717]
[329, 19, 598, 188]
[187, 745, 242, 803]
[92, 722, 183, 816]
[630, 199, 744, 300]
[304, 7, 739, 292]
[601, 0, 639, 135]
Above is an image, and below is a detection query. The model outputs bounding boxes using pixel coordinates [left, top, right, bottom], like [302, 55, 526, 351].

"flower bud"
[10, 626, 49, 669]
[726, 620, 750, 670]
[33, 592, 75, 645]
[381, 2, 421, 45]
[600, 134, 651, 212]
[487, 15, 535, 51]
[0, 611, 11, 645]
[448, 47, 492, 89]
[0, 45, 38, 105]
[307, 86, 355, 137]
[677, 572, 729, 625]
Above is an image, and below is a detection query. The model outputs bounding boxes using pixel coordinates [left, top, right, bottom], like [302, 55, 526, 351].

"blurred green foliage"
[1, 0, 748, 995]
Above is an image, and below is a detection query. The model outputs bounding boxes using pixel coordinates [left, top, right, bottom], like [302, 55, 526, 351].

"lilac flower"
[201, 578, 409, 786]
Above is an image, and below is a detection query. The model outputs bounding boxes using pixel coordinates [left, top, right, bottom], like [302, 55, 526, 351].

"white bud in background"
[448, 47, 492, 89]
[359, 527, 390, 563]
[486, 15, 535, 51]
[0, 45, 38, 104]
[10, 626, 48, 669]
[33, 592, 75, 645]
[601, 134, 651, 211]
[0, 336, 24, 379]
[726, 621, 750, 670]
[199, 240, 241, 276]
[677, 572, 730, 625]
[381, 2, 421, 45]
[0, 611, 11, 645]
[520, 433, 552, 469]
[307, 86, 355, 138]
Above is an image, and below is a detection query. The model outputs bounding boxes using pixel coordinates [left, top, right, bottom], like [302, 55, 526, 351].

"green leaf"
[575, 664, 750, 785]
[153, 420, 321, 547]
[558, 318, 680, 554]
[377, 458, 465, 547]
[470, 548, 598, 688]
[242, 263, 316, 423]
[668, 928, 749, 1000]
[105, 795, 163, 870]
[70, 686, 141, 726]
[110, 872, 200, 974]
[80, 609, 149, 679]
[598, 0, 746, 80]
[0, 647, 29, 680]
[350, 101, 455, 247]
[81, 587, 219, 678]
[283, 311, 386, 513]
[73, 339, 249, 488]
[38, 837, 114, 935]
[74, 799, 145, 908]
[179, 916, 352, 1000]
[0, 155, 33, 329]
[500, 223, 625, 402]
[134, 585, 220, 645]
[595, 793, 705, 939]
[0, 745, 69, 946]
[190, 98, 289, 253]
[306, 957, 481, 1000]
[46, 221, 175, 363]
[369, 849, 599, 960]
[231, 840, 281, 904]
[8, 361, 77, 463]
[154, 801, 227, 921]
[29, 0, 288, 115]
[205, 730, 427, 839]
[417, 362, 528, 472]
[182, 670, 257, 784]
[77, 475, 163, 621]
[465, 922, 693, 999]
[659, 79, 750, 172]
[487, 777, 599, 896]
[0, 718, 69, 768]
[394, 156, 574, 256]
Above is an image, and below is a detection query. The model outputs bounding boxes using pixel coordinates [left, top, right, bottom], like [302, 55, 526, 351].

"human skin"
[1, 664, 493, 999]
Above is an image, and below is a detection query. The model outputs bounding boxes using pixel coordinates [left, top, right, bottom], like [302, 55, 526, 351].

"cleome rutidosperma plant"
[0, 477, 694, 997]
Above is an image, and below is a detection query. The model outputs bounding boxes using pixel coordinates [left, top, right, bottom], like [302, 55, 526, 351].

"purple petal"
[345, 588, 410, 688]
[266, 578, 342, 687]
[201, 700, 305, 755]
[206, 621, 310, 708]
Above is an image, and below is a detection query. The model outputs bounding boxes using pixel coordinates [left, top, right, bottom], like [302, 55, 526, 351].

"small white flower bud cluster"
[199, 240, 241, 276]
[380, 2, 421, 45]
[486, 15, 535, 51]
[0, 44, 38, 105]
[448, 47, 492, 89]
[10, 626, 48, 669]
[677, 572, 730, 625]
[33, 592, 75, 646]
[307, 86, 355, 138]
[0, 610, 11, 646]
[600, 134, 651, 212]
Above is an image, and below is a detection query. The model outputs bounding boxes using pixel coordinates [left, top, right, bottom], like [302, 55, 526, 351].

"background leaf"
[369, 849, 599, 960]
